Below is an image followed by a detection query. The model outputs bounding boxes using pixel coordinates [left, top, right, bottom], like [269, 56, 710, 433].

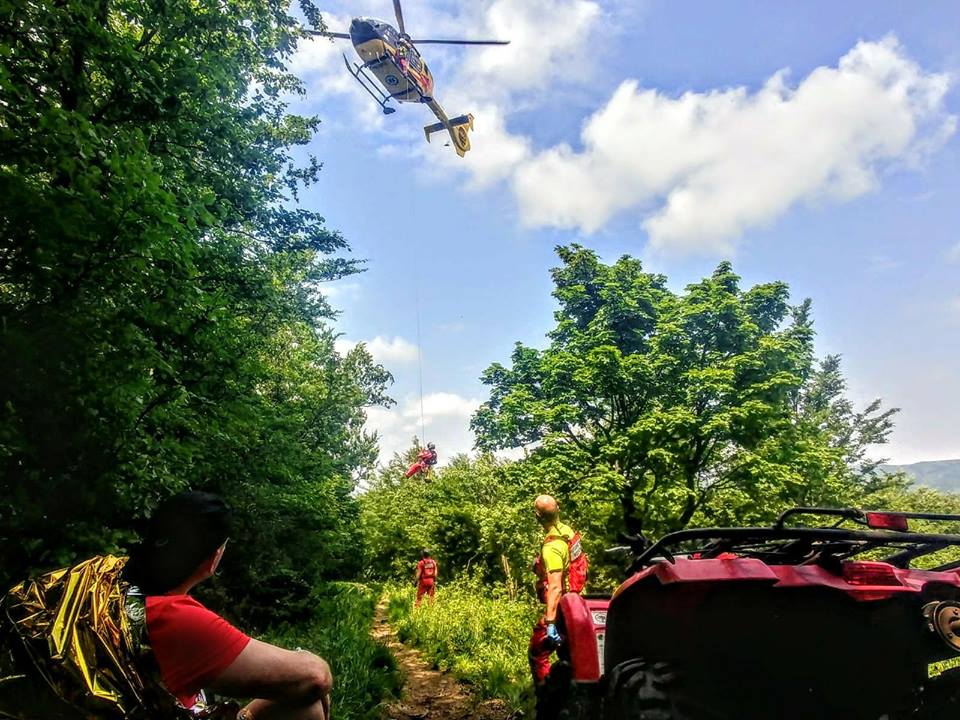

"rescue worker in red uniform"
[414, 549, 439, 606]
[529, 494, 588, 688]
[404, 443, 438, 478]
[396, 36, 412, 76]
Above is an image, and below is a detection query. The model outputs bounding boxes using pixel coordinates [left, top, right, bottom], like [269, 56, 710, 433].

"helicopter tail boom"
[423, 120, 445, 138]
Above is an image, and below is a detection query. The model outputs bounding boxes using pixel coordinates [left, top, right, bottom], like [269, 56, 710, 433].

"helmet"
[427, 442, 435, 450]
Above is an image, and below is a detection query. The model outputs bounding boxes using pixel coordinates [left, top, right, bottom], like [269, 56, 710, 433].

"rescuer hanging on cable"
[404, 442, 438, 478]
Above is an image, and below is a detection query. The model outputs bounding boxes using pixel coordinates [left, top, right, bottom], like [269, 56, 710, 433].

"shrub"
[261, 583, 400, 720]
[385, 579, 539, 713]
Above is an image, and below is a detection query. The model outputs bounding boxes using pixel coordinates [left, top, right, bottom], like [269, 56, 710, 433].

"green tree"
[360, 450, 538, 591]
[0, 0, 390, 617]
[798, 349, 899, 481]
[472, 245, 896, 544]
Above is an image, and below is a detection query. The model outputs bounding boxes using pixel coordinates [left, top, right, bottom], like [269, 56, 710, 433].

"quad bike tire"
[904, 673, 960, 719]
[604, 658, 725, 720]
[536, 661, 599, 720]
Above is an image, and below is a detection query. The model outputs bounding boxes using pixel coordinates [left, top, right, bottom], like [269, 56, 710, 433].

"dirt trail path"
[372, 602, 518, 720]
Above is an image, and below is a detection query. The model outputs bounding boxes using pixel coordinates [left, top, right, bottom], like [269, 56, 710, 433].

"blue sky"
[286, 0, 960, 465]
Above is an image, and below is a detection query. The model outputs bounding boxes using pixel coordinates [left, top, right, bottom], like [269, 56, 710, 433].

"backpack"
[421, 559, 437, 580]
[533, 530, 589, 600]
[562, 532, 589, 593]
[0, 555, 201, 719]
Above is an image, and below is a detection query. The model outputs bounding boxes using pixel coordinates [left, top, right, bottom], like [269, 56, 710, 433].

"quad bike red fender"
[558, 594, 610, 681]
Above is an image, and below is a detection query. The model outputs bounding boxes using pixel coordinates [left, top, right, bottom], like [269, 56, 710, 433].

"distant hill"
[881, 459, 960, 493]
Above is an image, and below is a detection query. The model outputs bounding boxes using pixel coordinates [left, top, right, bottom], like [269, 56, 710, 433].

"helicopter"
[311, 1, 509, 157]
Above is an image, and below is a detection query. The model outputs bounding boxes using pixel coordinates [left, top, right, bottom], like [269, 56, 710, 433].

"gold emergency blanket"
[0, 555, 184, 719]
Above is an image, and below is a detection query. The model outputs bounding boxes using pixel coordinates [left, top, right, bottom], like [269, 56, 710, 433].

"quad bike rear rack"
[629, 507, 960, 573]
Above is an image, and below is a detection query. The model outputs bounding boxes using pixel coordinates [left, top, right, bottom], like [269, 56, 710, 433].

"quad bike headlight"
[923, 601, 960, 652]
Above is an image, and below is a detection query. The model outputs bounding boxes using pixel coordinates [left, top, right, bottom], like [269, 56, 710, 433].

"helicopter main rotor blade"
[410, 39, 511, 45]
[307, 30, 352, 39]
[393, 0, 406, 35]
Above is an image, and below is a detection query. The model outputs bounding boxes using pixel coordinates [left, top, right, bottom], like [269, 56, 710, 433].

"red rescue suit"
[415, 557, 437, 606]
[529, 618, 554, 685]
[529, 530, 588, 685]
[405, 449, 438, 478]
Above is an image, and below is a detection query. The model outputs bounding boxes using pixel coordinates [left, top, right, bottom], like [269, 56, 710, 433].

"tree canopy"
[0, 0, 389, 620]
[472, 245, 898, 541]
[0, 0, 939, 624]
[360, 448, 540, 595]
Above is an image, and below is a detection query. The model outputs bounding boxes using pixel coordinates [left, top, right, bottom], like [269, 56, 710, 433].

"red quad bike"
[541, 507, 960, 720]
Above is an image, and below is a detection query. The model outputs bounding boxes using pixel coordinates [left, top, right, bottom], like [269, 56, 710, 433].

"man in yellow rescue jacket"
[528, 494, 588, 687]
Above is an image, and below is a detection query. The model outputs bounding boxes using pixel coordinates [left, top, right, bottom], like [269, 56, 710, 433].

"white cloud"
[335, 335, 419, 365]
[433, 103, 532, 187]
[513, 37, 955, 253]
[365, 390, 529, 465]
[365, 391, 482, 463]
[288, 13, 354, 90]
[333, 337, 354, 355]
[419, 391, 481, 419]
[287, 12, 390, 131]
[295, 11, 952, 256]
[948, 242, 960, 263]
[321, 280, 362, 301]
[950, 296, 960, 317]
[418, 32, 954, 253]
[437, 321, 466, 333]
[866, 255, 901, 274]
[391, 0, 600, 184]
[461, 0, 601, 97]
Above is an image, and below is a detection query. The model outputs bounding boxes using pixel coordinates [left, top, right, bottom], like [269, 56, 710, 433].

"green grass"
[385, 579, 540, 713]
[261, 582, 400, 720]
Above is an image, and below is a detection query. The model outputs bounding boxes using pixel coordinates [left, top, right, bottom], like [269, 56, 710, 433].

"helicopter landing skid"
[342, 54, 396, 115]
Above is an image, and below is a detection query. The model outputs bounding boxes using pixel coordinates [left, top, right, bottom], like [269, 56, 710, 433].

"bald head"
[534, 495, 559, 527]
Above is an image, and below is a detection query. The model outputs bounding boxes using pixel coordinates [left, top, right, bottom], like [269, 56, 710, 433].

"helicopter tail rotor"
[424, 112, 474, 158]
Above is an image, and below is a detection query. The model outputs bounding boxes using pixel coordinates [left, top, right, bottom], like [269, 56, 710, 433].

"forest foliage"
[472, 247, 901, 536]
[386, 581, 537, 712]
[4, 0, 960, 715]
[263, 583, 401, 720]
[0, 0, 389, 624]
[362, 247, 956, 591]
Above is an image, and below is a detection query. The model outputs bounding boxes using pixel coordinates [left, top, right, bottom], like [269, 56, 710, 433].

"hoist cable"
[411, 185, 426, 448]
[414, 275, 426, 446]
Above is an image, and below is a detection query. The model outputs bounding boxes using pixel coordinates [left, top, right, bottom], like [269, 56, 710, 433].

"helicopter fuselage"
[348, 17, 434, 103]
[334, 13, 482, 156]
[319, 2, 506, 156]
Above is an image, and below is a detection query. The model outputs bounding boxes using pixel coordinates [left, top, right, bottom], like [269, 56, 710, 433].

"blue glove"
[545, 623, 562, 648]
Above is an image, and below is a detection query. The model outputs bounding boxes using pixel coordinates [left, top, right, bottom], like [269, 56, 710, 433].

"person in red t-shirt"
[124, 492, 333, 720]
[413, 549, 438, 606]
